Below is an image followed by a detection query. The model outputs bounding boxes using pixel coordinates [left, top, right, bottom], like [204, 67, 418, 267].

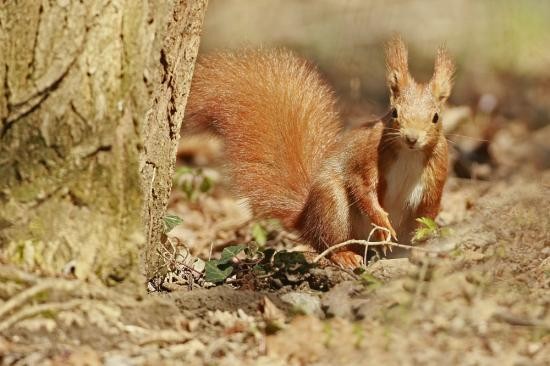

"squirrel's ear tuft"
[431, 46, 455, 103]
[385, 36, 410, 100]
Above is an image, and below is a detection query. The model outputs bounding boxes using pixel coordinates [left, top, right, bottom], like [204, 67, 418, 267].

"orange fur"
[185, 43, 453, 268]
[186, 49, 341, 226]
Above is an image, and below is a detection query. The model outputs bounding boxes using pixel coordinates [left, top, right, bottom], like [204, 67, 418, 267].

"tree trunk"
[141, 1, 208, 280]
[0, 0, 207, 283]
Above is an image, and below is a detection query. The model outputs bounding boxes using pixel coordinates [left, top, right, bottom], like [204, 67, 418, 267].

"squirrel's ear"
[430, 46, 455, 103]
[385, 36, 409, 100]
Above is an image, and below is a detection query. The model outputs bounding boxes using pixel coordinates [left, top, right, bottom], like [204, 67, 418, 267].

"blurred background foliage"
[199, 0, 550, 128]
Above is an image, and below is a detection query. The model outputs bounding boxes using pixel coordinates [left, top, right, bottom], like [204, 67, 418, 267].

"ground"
[0, 108, 548, 365]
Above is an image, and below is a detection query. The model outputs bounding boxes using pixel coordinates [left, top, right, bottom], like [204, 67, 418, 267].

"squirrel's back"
[185, 49, 341, 225]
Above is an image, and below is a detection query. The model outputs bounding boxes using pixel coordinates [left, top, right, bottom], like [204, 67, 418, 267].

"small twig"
[313, 226, 450, 264]
[0, 299, 86, 332]
[492, 312, 550, 329]
[208, 241, 214, 261]
[147, 166, 157, 247]
[0, 270, 140, 309]
[362, 225, 386, 264]
[0, 265, 40, 285]
[137, 329, 192, 346]
[0, 279, 78, 319]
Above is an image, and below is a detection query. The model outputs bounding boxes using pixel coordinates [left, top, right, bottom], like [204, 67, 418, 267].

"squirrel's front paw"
[375, 214, 397, 242]
[372, 214, 397, 255]
[330, 250, 363, 269]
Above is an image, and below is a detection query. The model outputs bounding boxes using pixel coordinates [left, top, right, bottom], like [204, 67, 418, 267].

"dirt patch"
[166, 286, 289, 316]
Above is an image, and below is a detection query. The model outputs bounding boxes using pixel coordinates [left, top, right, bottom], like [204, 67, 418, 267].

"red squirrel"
[185, 38, 453, 268]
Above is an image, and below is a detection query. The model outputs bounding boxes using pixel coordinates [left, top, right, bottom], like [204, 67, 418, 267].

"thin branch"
[0, 270, 139, 309]
[0, 265, 40, 285]
[0, 279, 78, 319]
[492, 312, 550, 329]
[0, 299, 86, 332]
[313, 225, 450, 264]
[137, 329, 192, 346]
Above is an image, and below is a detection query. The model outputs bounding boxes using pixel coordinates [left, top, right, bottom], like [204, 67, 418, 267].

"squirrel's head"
[385, 37, 454, 150]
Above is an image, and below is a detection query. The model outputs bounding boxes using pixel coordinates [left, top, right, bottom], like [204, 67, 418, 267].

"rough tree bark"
[141, 1, 208, 280]
[0, 1, 207, 283]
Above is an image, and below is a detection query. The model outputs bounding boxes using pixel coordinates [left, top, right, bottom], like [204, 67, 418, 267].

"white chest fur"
[350, 149, 427, 241]
[383, 149, 426, 229]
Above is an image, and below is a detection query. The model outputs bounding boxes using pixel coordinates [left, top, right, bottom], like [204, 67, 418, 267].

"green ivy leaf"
[163, 214, 183, 233]
[413, 217, 441, 242]
[412, 228, 431, 242]
[219, 244, 246, 264]
[416, 217, 437, 231]
[204, 260, 233, 283]
[251, 222, 268, 246]
[181, 180, 194, 200]
[199, 176, 213, 193]
[174, 166, 215, 201]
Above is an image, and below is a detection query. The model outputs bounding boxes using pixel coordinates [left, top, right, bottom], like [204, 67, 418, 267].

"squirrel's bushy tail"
[185, 49, 341, 226]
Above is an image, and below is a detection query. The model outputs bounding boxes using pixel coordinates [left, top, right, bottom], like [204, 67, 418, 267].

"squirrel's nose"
[405, 135, 418, 147]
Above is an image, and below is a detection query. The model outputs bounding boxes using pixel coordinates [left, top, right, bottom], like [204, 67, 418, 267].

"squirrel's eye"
[391, 108, 398, 119]
[432, 113, 439, 123]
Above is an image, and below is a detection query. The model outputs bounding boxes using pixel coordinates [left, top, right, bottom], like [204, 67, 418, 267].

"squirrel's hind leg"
[296, 179, 362, 268]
